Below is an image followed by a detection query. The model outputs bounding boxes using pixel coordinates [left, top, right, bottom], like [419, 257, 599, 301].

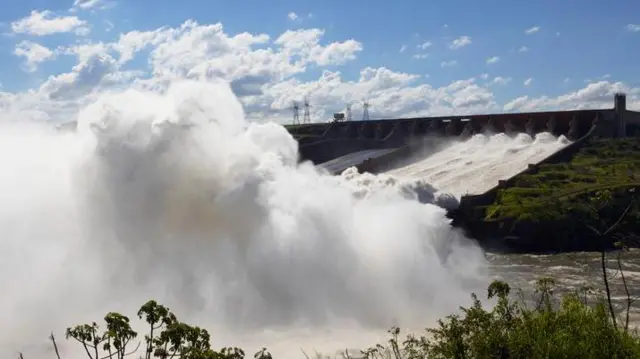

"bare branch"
[603, 198, 635, 237]
[49, 333, 62, 359]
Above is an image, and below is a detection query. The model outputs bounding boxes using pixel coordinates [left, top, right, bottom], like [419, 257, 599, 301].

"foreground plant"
[20, 278, 640, 359]
[26, 300, 273, 359]
[361, 278, 640, 359]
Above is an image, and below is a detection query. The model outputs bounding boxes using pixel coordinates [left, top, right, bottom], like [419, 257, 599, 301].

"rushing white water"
[383, 132, 571, 197]
[0, 80, 490, 359]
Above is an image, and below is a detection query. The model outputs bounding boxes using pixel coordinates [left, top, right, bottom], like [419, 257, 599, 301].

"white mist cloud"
[0, 80, 490, 358]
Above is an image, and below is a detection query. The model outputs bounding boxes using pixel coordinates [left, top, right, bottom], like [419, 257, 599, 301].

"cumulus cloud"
[449, 36, 471, 49]
[524, 78, 533, 86]
[492, 76, 511, 85]
[11, 10, 89, 36]
[1, 14, 639, 126]
[504, 81, 640, 112]
[518, 46, 528, 53]
[418, 41, 432, 50]
[14, 41, 55, 72]
[486, 56, 499, 65]
[70, 0, 113, 12]
[627, 24, 640, 32]
[287, 12, 298, 21]
[525, 26, 540, 34]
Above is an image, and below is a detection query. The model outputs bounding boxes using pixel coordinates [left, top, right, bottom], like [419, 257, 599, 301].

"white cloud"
[525, 26, 540, 34]
[524, 78, 533, 86]
[627, 24, 640, 32]
[0, 20, 372, 122]
[584, 74, 611, 83]
[274, 28, 363, 66]
[486, 56, 499, 65]
[492, 76, 511, 85]
[412, 54, 428, 60]
[2, 15, 639, 125]
[399, 45, 407, 53]
[14, 41, 55, 72]
[504, 81, 639, 112]
[449, 36, 471, 49]
[70, 0, 112, 12]
[518, 46, 528, 53]
[441, 60, 457, 67]
[418, 41, 432, 50]
[11, 10, 89, 36]
[287, 12, 312, 22]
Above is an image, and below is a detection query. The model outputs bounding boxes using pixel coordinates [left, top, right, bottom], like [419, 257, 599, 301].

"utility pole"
[292, 101, 300, 125]
[303, 97, 311, 124]
[362, 100, 370, 121]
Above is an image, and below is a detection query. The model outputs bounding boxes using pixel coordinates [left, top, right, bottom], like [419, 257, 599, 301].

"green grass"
[485, 138, 640, 224]
[459, 137, 640, 252]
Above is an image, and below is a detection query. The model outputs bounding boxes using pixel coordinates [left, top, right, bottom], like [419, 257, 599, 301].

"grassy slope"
[485, 137, 640, 222]
[467, 137, 640, 251]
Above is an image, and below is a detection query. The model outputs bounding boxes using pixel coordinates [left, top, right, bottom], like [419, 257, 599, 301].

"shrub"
[23, 278, 640, 359]
[362, 278, 640, 359]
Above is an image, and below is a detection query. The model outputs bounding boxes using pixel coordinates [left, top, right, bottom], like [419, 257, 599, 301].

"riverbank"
[454, 136, 640, 253]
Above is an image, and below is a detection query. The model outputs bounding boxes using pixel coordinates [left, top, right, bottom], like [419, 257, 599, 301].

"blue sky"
[0, 0, 639, 123]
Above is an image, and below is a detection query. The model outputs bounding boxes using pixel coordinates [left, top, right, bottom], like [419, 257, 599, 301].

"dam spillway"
[293, 93, 637, 201]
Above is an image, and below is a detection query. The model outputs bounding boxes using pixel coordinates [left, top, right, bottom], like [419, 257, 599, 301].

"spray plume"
[0, 79, 489, 358]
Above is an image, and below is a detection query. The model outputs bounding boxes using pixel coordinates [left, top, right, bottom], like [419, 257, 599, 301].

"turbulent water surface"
[0, 79, 634, 359]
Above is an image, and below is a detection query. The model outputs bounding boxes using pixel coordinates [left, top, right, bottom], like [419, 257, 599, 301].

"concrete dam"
[289, 93, 638, 203]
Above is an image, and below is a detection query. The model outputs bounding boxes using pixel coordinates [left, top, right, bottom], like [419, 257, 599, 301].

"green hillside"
[473, 137, 640, 251]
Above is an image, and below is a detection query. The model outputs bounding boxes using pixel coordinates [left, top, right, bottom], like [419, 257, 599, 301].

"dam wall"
[450, 93, 633, 213]
[291, 93, 630, 166]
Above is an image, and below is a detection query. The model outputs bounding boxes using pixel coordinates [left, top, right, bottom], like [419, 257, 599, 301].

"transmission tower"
[303, 97, 312, 124]
[292, 101, 300, 125]
[346, 103, 353, 122]
[362, 100, 371, 121]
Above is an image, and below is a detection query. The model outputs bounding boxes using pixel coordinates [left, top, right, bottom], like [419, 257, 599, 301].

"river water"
[489, 249, 640, 325]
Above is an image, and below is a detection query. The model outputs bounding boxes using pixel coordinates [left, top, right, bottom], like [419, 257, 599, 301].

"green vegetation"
[477, 137, 640, 251]
[22, 276, 640, 359]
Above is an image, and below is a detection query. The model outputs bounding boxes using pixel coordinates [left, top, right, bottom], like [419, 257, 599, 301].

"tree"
[584, 188, 638, 329]
[27, 301, 274, 359]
